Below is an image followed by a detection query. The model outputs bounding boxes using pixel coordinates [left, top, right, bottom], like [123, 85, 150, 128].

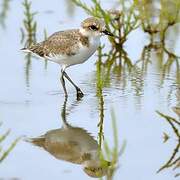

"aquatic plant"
[0, 122, 20, 163]
[94, 44, 133, 92]
[73, 0, 180, 74]
[134, 0, 180, 43]
[156, 111, 180, 177]
[73, 0, 139, 46]
[21, 0, 37, 47]
[73, 0, 140, 70]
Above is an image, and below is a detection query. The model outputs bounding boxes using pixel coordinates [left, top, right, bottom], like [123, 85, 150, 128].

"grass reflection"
[0, 122, 20, 163]
[21, 0, 50, 87]
[136, 42, 180, 85]
[95, 44, 133, 90]
[95, 40, 179, 101]
[20, 0, 37, 88]
[101, 110, 126, 180]
[156, 111, 180, 177]
[24, 53, 32, 88]
[0, 0, 10, 28]
[21, 0, 37, 47]
[96, 46, 105, 149]
[91, 42, 179, 116]
[97, 96, 125, 180]
[96, 56, 124, 179]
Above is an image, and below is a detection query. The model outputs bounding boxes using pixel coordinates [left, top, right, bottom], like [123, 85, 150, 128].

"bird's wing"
[28, 29, 81, 57]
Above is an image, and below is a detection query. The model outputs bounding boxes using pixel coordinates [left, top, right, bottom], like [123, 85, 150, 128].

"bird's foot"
[76, 88, 84, 100]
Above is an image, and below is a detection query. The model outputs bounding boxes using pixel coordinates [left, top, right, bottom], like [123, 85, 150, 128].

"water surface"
[0, 0, 179, 180]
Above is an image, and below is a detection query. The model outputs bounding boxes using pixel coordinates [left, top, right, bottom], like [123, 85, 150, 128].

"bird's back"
[27, 29, 81, 57]
[22, 29, 100, 66]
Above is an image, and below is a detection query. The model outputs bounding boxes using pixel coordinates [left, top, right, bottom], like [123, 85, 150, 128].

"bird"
[26, 98, 111, 178]
[21, 17, 114, 99]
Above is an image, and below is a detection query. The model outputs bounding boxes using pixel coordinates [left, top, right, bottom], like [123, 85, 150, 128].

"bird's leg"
[60, 70, 68, 97]
[61, 96, 70, 128]
[63, 71, 84, 99]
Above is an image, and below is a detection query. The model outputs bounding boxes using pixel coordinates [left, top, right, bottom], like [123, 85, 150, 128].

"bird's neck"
[79, 28, 100, 39]
[79, 28, 90, 37]
[79, 28, 100, 48]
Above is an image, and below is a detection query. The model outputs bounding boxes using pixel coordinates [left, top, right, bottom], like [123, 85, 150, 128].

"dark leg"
[63, 71, 84, 99]
[60, 70, 68, 97]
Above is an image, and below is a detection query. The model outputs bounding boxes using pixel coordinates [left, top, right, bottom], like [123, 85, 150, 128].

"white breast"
[46, 36, 100, 67]
[66, 36, 100, 67]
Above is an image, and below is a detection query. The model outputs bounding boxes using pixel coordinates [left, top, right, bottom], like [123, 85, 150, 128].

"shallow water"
[0, 0, 180, 180]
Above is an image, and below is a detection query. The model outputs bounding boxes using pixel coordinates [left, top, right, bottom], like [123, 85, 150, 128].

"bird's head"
[80, 17, 114, 37]
[83, 159, 111, 178]
[81, 151, 111, 178]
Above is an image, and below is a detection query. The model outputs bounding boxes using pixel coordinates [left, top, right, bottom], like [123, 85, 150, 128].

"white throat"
[79, 27, 101, 39]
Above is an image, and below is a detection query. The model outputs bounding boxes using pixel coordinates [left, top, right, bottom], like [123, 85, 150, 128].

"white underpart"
[46, 33, 100, 70]
[22, 29, 101, 70]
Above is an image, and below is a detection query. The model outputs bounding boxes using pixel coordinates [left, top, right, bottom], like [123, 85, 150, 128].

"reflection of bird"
[21, 17, 113, 99]
[26, 98, 111, 178]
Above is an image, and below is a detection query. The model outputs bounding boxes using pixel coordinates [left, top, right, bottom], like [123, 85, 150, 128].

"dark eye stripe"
[89, 25, 98, 31]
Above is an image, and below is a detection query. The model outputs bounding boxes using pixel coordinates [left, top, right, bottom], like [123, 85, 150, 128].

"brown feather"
[27, 29, 89, 57]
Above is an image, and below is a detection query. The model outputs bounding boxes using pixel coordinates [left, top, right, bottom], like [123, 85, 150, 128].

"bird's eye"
[89, 25, 98, 31]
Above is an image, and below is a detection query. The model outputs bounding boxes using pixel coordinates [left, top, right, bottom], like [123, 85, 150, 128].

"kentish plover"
[21, 17, 113, 98]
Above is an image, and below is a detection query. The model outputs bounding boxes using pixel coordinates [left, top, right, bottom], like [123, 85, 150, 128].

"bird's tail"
[24, 136, 45, 148]
[20, 47, 32, 53]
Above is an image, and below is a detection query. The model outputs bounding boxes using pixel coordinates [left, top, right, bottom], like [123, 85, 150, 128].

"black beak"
[101, 29, 114, 36]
